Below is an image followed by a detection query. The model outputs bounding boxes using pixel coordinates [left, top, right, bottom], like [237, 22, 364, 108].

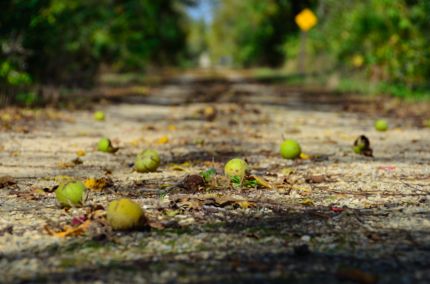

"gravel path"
[0, 73, 429, 283]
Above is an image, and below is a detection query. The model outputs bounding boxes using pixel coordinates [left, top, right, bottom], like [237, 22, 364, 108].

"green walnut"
[106, 198, 146, 230]
[280, 139, 301, 159]
[94, 111, 105, 121]
[224, 158, 249, 180]
[55, 181, 87, 208]
[134, 149, 160, 173]
[97, 138, 118, 153]
[374, 119, 388, 132]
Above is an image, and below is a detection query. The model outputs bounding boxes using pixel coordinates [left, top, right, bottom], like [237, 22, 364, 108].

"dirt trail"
[0, 72, 430, 283]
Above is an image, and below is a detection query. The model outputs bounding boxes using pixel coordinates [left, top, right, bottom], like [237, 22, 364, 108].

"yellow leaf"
[301, 199, 314, 206]
[156, 135, 169, 144]
[250, 175, 272, 189]
[300, 152, 311, 160]
[237, 201, 254, 209]
[84, 177, 111, 191]
[76, 150, 86, 157]
[169, 161, 192, 171]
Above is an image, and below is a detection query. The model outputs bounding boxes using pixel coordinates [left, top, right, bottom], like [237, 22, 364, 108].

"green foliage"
[313, 0, 430, 87]
[209, 0, 315, 67]
[200, 168, 217, 183]
[0, 0, 189, 91]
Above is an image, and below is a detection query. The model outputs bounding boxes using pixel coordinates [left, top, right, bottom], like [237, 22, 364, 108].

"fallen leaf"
[301, 199, 314, 206]
[169, 161, 192, 171]
[76, 150, 86, 157]
[237, 201, 255, 209]
[45, 220, 92, 238]
[330, 206, 344, 213]
[156, 135, 169, 144]
[84, 177, 113, 192]
[249, 175, 272, 189]
[300, 153, 311, 160]
[0, 176, 16, 188]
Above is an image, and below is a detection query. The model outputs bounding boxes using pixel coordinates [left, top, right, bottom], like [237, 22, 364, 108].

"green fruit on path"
[353, 146, 362, 154]
[224, 158, 249, 179]
[55, 181, 87, 207]
[280, 139, 301, 159]
[107, 198, 146, 230]
[94, 111, 105, 121]
[135, 149, 160, 173]
[375, 119, 388, 131]
[97, 138, 118, 153]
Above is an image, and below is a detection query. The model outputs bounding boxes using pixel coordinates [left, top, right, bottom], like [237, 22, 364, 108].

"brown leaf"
[0, 176, 16, 188]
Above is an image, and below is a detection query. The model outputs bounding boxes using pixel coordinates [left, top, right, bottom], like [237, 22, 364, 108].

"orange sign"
[295, 9, 318, 32]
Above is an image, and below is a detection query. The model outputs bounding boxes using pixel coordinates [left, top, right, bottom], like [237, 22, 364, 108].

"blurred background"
[1, 0, 430, 105]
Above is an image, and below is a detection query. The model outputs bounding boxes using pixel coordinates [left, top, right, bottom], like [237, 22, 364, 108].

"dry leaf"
[249, 175, 272, 189]
[84, 177, 113, 191]
[156, 135, 169, 144]
[0, 176, 16, 188]
[169, 161, 192, 171]
[300, 152, 311, 160]
[45, 220, 92, 238]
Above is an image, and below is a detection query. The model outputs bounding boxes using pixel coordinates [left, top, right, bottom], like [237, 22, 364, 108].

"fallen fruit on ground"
[375, 119, 388, 131]
[97, 138, 118, 153]
[224, 158, 248, 180]
[203, 106, 217, 121]
[93, 111, 105, 121]
[353, 135, 373, 157]
[280, 139, 301, 159]
[106, 198, 146, 230]
[55, 181, 87, 207]
[135, 149, 160, 173]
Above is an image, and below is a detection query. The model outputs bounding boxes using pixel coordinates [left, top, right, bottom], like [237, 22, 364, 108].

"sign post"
[295, 9, 318, 75]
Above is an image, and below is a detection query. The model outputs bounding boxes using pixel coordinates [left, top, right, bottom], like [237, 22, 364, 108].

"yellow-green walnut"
[55, 181, 87, 208]
[134, 149, 160, 173]
[106, 198, 146, 230]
